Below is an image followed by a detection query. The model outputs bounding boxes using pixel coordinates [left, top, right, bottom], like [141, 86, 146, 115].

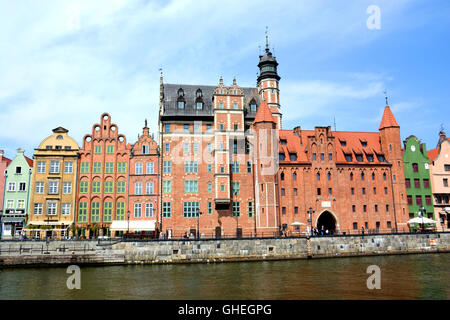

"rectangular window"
[184, 180, 198, 193]
[233, 103, 238, 109]
[247, 161, 252, 173]
[414, 179, 420, 188]
[94, 145, 102, 154]
[294, 207, 298, 214]
[135, 163, 143, 175]
[208, 201, 213, 215]
[163, 161, 171, 173]
[183, 202, 200, 218]
[146, 162, 154, 174]
[104, 181, 113, 193]
[362, 188, 366, 195]
[47, 201, 57, 215]
[375, 204, 378, 212]
[80, 162, 89, 173]
[163, 180, 172, 193]
[146, 182, 154, 194]
[317, 188, 321, 196]
[221, 185, 225, 192]
[444, 164, 450, 171]
[17, 199, 25, 209]
[232, 182, 240, 195]
[312, 153, 316, 161]
[90, 202, 100, 222]
[105, 162, 114, 174]
[117, 181, 126, 193]
[425, 195, 432, 206]
[116, 202, 125, 220]
[37, 161, 46, 173]
[234, 124, 238, 131]
[352, 205, 356, 212]
[63, 182, 72, 194]
[416, 195, 422, 206]
[6, 200, 14, 209]
[64, 161, 73, 174]
[184, 143, 190, 155]
[50, 161, 60, 173]
[62, 203, 71, 215]
[103, 202, 113, 222]
[351, 187, 354, 195]
[282, 207, 286, 215]
[407, 195, 413, 205]
[353, 222, 358, 230]
[117, 162, 127, 173]
[207, 124, 212, 132]
[48, 181, 58, 194]
[193, 143, 199, 153]
[145, 203, 153, 218]
[79, 181, 88, 193]
[34, 203, 43, 215]
[19, 182, 26, 192]
[219, 102, 224, 109]
[328, 153, 332, 161]
[207, 182, 212, 193]
[34, 182, 44, 194]
[207, 164, 212, 172]
[373, 187, 376, 195]
[184, 124, 189, 132]
[164, 143, 170, 153]
[232, 202, 240, 217]
[135, 182, 142, 195]
[328, 188, 332, 195]
[423, 179, 430, 188]
[207, 143, 213, 153]
[165, 124, 171, 132]
[184, 161, 198, 174]
[384, 187, 388, 195]
[134, 203, 142, 218]
[231, 161, 240, 173]
[78, 202, 88, 222]
[162, 202, 171, 217]
[193, 124, 200, 132]
[405, 179, 411, 188]
[281, 188, 285, 196]
[248, 201, 254, 218]
[293, 188, 297, 196]
[93, 162, 102, 174]
[92, 181, 101, 193]
[320, 153, 324, 161]
[107, 145, 114, 154]
[444, 178, 448, 187]
[363, 205, 367, 212]
[142, 145, 149, 154]
[8, 182, 15, 191]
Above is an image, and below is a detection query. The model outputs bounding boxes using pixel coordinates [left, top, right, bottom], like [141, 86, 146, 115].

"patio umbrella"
[290, 222, 306, 226]
[407, 217, 436, 224]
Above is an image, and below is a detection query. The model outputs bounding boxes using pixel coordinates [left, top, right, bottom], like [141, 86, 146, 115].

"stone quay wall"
[0, 232, 449, 267]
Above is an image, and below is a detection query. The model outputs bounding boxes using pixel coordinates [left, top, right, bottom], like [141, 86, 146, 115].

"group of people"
[309, 226, 331, 236]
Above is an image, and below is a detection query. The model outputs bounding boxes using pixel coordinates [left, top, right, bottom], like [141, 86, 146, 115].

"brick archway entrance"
[316, 211, 337, 234]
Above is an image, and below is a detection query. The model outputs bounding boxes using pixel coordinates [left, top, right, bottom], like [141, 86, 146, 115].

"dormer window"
[279, 153, 285, 161]
[367, 154, 374, 162]
[196, 101, 203, 110]
[178, 101, 185, 109]
[56, 135, 63, 140]
[289, 153, 297, 161]
[249, 99, 257, 112]
[356, 154, 363, 162]
[377, 154, 385, 162]
[178, 89, 184, 97]
[361, 142, 367, 147]
[340, 139, 347, 147]
[280, 139, 287, 145]
[196, 89, 202, 98]
[345, 154, 352, 162]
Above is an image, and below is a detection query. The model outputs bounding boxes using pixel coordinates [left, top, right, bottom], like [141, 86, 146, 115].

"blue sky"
[0, 0, 449, 159]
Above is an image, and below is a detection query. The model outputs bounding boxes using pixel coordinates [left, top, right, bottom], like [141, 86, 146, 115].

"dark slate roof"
[161, 83, 260, 120]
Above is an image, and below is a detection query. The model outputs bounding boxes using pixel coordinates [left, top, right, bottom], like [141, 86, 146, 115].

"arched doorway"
[316, 211, 337, 234]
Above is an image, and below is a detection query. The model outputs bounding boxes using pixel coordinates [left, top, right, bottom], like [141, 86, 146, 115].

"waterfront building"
[110, 121, 160, 237]
[75, 113, 131, 238]
[25, 127, 79, 239]
[0, 149, 33, 238]
[402, 135, 434, 230]
[427, 130, 450, 231]
[158, 42, 409, 238]
[0, 150, 12, 219]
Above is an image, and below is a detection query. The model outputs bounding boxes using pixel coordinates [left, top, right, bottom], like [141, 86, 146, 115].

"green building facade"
[1, 149, 33, 238]
[402, 136, 434, 226]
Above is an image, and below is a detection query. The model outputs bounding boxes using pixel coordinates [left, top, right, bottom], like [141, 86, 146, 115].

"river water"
[0, 253, 448, 299]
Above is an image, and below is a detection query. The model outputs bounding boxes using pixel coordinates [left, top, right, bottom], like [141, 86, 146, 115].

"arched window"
[293, 172, 297, 181]
[178, 88, 184, 97]
[383, 172, 387, 181]
[280, 172, 285, 181]
[350, 172, 353, 181]
[328, 172, 331, 181]
[361, 172, 365, 180]
[316, 173, 320, 181]
[372, 172, 375, 180]
[196, 89, 202, 98]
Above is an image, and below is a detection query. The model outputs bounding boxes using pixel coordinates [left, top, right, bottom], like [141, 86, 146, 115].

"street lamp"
[127, 210, 130, 239]
[307, 207, 315, 236]
[420, 206, 426, 232]
[196, 208, 202, 239]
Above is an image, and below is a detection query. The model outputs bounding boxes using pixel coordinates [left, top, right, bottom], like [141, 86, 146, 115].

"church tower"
[257, 32, 282, 129]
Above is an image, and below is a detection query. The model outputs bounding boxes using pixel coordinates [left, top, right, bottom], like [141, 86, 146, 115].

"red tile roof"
[379, 106, 399, 130]
[253, 100, 275, 124]
[25, 156, 33, 167]
[278, 129, 385, 165]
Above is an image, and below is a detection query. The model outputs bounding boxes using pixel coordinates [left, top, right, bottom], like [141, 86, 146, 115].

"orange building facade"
[75, 113, 131, 238]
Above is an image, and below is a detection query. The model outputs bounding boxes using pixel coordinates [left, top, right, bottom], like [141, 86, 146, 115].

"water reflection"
[0, 254, 448, 300]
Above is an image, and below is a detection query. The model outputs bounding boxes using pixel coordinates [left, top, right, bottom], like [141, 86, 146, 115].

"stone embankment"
[0, 232, 448, 267]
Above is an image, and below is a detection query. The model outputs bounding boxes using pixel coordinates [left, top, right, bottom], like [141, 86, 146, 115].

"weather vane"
[384, 90, 388, 105]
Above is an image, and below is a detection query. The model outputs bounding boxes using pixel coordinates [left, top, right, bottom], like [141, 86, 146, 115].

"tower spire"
[265, 26, 269, 53]
[384, 89, 388, 106]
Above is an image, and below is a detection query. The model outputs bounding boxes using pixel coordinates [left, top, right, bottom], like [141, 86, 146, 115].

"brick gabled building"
[157, 42, 409, 238]
[75, 113, 131, 238]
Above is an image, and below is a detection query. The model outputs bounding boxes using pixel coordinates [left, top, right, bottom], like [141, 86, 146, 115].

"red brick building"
[157, 42, 409, 238]
[75, 113, 131, 238]
[115, 120, 160, 237]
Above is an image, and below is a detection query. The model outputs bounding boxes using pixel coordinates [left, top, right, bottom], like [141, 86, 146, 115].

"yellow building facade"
[25, 127, 79, 238]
